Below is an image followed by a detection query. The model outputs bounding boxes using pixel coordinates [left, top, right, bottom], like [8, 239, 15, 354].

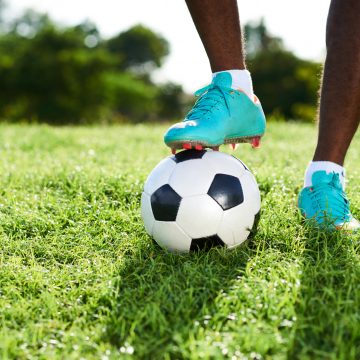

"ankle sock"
[212, 69, 254, 99]
[304, 161, 345, 189]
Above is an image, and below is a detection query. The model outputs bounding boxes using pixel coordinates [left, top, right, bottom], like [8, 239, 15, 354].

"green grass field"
[1, 122, 360, 360]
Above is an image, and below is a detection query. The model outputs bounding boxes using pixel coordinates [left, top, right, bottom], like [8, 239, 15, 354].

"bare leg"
[313, 0, 360, 165]
[185, 0, 245, 72]
[163, 0, 263, 152]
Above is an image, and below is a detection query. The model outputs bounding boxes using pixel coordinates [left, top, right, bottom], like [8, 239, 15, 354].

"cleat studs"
[251, 136, 261, 148]
[195, 144, 203, 151]
[171, 148, 177, 155]
[230, 143, 238, 150]
[183, 143, 192, 150]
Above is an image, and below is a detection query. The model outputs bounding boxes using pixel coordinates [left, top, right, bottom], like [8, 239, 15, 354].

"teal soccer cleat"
[164, 72, 266, 154]
[298, 170, 360, 231]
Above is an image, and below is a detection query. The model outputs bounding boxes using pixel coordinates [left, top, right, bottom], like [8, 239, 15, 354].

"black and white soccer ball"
[141, 150, 260, 252]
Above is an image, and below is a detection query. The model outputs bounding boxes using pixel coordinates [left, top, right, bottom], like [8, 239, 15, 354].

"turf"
[0, 122, 360, 360]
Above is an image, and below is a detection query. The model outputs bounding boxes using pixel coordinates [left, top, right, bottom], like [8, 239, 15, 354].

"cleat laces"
[307, 173, 351, 223]
[186, 84, 233, 121]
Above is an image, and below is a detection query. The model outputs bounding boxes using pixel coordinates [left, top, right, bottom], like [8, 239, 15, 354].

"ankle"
[212, 69, 254, 98]
[304, 161, 346, 189]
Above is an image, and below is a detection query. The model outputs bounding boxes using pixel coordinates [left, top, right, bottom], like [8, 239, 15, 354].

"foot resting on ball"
[163, 72, 266, 154]
[298, 170, 360, 231]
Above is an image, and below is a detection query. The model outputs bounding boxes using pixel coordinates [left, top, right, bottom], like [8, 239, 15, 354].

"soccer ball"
[141, 149, 260, 252]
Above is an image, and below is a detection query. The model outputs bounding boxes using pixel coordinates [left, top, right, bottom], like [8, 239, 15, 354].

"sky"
[7, 0, 330, 92]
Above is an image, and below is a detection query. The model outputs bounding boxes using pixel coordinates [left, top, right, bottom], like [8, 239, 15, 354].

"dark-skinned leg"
[185, 0, 246, 72]
[163, 0, 265, 153]
[313, 0, 360, 165]
[300, 0, 360, 229]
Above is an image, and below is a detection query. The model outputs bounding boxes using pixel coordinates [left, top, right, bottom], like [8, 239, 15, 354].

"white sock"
[304, 161, 346, 189]
[212, 69, 254, 99]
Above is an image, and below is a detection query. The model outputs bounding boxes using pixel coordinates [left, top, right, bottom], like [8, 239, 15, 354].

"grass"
[0, 122, 360, 359]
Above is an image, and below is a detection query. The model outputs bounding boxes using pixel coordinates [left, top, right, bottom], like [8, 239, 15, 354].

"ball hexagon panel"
[176, 195, 223, 239]
[151, 184, 182, 221]
[190, 235, 225, 251]
[236, 157, 249, 171]
[171, 149, 206, 163]
[217, 204, 255, 247]
[208, 174, 244, 210]
[202, 151, 247, 178]
[141, 192, 155, 236]
[169, 159, 217, 197]
[152, 221, 192, 253]
[240, 171, 261, 214]
[144, 157, 176, 195]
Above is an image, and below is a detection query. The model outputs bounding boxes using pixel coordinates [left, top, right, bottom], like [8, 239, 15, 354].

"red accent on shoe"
[251, 137, 261, 148]
[171, 148, 176, 155]
[195, 144, 203, 151]
[183, 143, 192, 150]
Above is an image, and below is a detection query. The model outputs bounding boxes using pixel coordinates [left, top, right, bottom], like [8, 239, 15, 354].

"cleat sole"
[223, 134, 264, 146]
[169, 140, 222, 151]
[166, 134, 264, 151]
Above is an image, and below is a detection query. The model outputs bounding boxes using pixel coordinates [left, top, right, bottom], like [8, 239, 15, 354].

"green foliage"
[245, 20, 321, 122]
[0, 12, 320, 124]
[0, 11, 179, 124]
[248, 50, 321, 122]
[9, 9, 52, 37]
[1, 123, 360, 359]
[156, 82, 185, 120]
[244, 18, 284, 56]
[1, 26, 116, 123]
[106, 24, 169, 73]
[104, 72, 159, 122]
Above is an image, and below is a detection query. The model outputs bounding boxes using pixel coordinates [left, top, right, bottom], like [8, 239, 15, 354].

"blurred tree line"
[244, 19, 322, 122]
[0, 5, 183, 124]
[0, 4, 321, 124]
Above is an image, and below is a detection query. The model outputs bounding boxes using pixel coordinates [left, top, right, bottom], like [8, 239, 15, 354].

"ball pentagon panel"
[150, 184, 182, 222]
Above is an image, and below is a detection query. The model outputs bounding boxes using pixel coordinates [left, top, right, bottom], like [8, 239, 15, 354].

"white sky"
[8, 0, 330, 92]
